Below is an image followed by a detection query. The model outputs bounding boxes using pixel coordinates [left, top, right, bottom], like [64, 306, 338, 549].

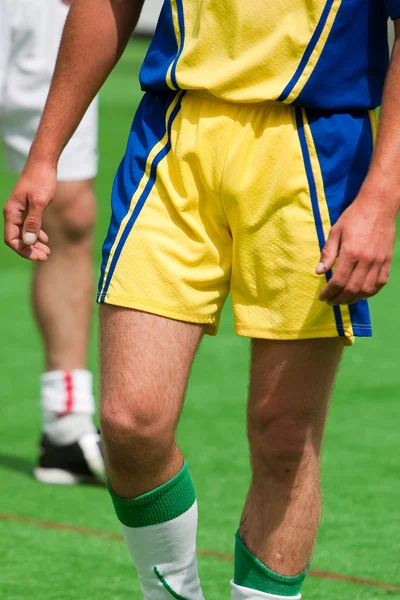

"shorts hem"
[97, 293, 218, 335]
[56, 167, 98, 182]
[5, 158, 98, 182]
[234, 324, 372, 345]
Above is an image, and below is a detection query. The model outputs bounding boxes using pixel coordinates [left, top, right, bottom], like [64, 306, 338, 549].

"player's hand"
[3, 161, 57, 261]
[316, 189, 396, 305]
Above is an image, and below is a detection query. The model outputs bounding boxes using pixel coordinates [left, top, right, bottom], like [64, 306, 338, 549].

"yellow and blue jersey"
[140, 0, 398, 108]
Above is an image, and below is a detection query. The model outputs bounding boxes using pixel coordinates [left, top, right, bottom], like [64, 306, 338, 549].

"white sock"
[110, 463, 204, 600]
[41, 370, 96, 445]
[231, 581, 301, 599]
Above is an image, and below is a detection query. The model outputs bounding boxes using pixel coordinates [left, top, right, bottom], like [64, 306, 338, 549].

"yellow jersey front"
[139, 0, 397, 109]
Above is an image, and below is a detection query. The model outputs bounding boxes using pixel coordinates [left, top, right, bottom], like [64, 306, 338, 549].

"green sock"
[109, 461, 196, 527]
[233, 532, 309, 598]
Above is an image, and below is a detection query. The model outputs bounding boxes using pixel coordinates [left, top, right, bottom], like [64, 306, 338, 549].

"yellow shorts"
[98, 91, 377, 344]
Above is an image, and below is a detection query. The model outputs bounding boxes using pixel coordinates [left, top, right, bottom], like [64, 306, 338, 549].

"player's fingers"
[34, 241, 51, 256]
[9, 239, 50, 261]
[376, 260, 391, 290]
[319, 258, 356, 302]
[355, 261, 388, 301]
[326, 262, 371, 305]
[24, 247, 49, 261]
[22, 196, 46, 245]
[3, 203, 22, 246]
[328, 256, 389, 305]
[316, 226, 341, 275]
[4, 221, 21, 249]
[31, 248, 50, 261]
[38, 229, 49, 244]
[6, 244, 48, 262]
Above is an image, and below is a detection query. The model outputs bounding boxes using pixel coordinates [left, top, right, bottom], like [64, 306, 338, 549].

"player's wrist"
[20, 153, 58, 185]
[355, 172, 400, 218]
[27, 143, 60, 172]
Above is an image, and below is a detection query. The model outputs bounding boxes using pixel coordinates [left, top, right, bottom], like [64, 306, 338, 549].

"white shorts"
[0, 0, 98, 181]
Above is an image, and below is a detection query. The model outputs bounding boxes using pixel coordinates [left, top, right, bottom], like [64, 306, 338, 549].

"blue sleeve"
[386, 0, 400, 20]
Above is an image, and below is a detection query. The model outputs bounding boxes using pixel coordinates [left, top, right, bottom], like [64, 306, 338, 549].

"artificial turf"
[0, 38, 400, 600]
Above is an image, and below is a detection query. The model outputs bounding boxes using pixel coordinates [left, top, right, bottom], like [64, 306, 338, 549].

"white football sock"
[110, 462, 204, 600]
[231, 581, 301, 599]
[41, 370, 96, 445]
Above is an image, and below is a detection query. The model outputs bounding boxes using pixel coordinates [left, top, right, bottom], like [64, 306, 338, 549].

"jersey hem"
[185, 89, 289, 108]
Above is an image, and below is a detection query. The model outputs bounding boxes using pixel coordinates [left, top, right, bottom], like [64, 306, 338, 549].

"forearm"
[30, 0, 144, 166]
[364, 20, 400, 213]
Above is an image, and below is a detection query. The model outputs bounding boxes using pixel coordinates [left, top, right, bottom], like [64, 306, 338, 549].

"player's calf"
[232, 339, 342, 599]
[99, 306, 205, 600]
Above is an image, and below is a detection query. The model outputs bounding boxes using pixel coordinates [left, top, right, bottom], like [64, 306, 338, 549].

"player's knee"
[49, 181, 96, 244]
[248, 412, 313, 478]
[61, 210, 95, 244]
[100, 399, 175, 467]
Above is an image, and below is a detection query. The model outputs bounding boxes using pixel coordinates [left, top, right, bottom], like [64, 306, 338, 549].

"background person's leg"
[32, 102, 99, 475]
[100, 305, 205, 599]
[232, 338, 343, 599]
[33, 180, 95, 373]
[32, 179, 103, 483]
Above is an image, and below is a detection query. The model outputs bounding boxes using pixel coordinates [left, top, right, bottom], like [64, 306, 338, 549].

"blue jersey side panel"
[295, 0, 389, 109]
[140, 1, 178, 91]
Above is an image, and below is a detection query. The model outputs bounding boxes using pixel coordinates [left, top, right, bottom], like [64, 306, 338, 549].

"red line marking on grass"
[308, 569, 400, 592]
[1, 512, 400, 593]
[0, 512, 123, 541]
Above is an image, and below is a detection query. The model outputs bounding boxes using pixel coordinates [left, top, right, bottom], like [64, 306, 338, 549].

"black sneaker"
[34, 431, 105, 485]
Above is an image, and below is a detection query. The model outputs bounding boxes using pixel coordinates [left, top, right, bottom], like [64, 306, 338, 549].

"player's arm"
[3, 0, 144, 261]
[316, 19, 400, 305]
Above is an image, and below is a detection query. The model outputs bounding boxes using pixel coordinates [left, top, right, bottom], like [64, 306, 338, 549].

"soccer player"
[0, 0, 104, 484]
[3, 0, 400, 598]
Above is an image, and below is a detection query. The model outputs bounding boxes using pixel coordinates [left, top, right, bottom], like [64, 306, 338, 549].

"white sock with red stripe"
[41, 370, 96, 446]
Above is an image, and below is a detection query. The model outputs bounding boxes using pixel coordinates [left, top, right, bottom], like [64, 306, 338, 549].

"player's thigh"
[248, 338, 343, 455]
[100, 304, 204, 436]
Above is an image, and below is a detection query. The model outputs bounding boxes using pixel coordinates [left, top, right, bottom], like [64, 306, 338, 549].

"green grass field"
[1, 39, 400, 599]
